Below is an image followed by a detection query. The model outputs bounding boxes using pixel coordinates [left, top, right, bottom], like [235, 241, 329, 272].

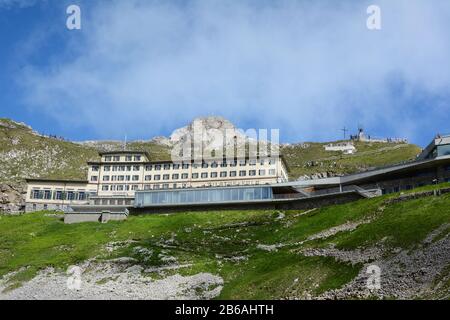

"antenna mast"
[341, 127, 348, 140]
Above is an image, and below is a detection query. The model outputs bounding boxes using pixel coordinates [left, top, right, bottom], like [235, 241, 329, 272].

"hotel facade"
[25, 151, 289, 211]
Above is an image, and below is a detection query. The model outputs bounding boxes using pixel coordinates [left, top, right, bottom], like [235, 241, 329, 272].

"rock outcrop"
[0, 183, 25, 213]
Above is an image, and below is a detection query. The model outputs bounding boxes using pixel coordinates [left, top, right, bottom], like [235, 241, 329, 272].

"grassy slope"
[0, 119, 171, 183]
[282, 141, 421, 179]
[1, 183, 448, 298]
[0, 119, 98, 182]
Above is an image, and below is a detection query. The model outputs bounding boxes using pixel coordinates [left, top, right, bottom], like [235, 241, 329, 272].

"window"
[173, 164, 180, 169]
[249, 170, 256, 176]
[133, 165, 140, 171]
[112, 166, 118, 171]
[119, 165, 126, 171]
[132, 175, 139, 181]
[125, 175, 131, 181]
[91, 176, 98, 182]
[126, 165, 132, 171]
[103, 176, 110, 181]
[269, 169, 276, 175]
[102, 185, 109, 191]
[229, 161, 237, 167]
[182, 163, 190, 169]
[202, 162, 209, 168]
[249, 159, 256, 166]
[91, 165, 99, 171]
[260, 159, 265, 165]
[239, 160, 246, 166]
[259, 169, 266, 176]
[134, 155, 141, 161]
[192, 163, 199, 169]
[155, 164, 162, 170]
[55, 191, 63, 200]
[104, 156, 112, 162]
[269, 158, 276, 165]
[104, 166, 111, 171]
[437, 144, 450, 157]
[164, 164, 171, 170]
[145, 165, 152, 171]
[154, 175, 161, 181]
[43, 204, 48, 210]
[78, 192, 86, 200]
[145, 175, 152, 181]
[118, 175, 125, 181]
[67, 191, 75, 201]
[31, 189, 39, 199]
[239, 170, 247, 177]
[201, 172, 208, 178]
[211, 172, 218, 178]
[172, 174, 179, 180]
[44, 190, 52, 200]
[211, 162, 218, 168]
[192, 173, 199, 179]
[132, 185, 139, 190]
[113, 156, 120, 162]
[117, 185, 124, 191]
[220, 171, 227, 177]
[163, 174, 170, 180]
[181, 173, 188, 179]
[125, 155, 133, 161]
[220, 162, 227, 167]
[144, 185, 152, 190]
[230, 171, 237, 177]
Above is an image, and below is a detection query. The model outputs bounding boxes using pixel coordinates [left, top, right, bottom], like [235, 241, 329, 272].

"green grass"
[282, 140, 421, 179]
[0, 183, 449, 299]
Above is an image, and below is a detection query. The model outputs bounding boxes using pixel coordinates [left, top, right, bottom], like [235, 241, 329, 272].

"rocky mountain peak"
[169, 116, 247, 151]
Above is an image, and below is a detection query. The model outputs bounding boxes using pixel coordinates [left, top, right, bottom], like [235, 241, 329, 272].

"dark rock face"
[0, 183, 25, 214]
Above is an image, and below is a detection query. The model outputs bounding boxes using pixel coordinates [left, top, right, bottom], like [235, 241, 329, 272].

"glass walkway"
[134, 185, 273, 207]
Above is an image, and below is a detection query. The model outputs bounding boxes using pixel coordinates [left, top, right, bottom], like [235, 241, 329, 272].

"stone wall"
[64, 212, 128, 224]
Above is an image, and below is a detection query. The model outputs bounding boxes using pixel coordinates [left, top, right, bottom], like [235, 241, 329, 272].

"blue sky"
[0, 0, 450, 146]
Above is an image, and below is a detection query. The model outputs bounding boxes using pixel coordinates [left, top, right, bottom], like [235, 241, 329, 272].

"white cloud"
[18, 0, 450, 143]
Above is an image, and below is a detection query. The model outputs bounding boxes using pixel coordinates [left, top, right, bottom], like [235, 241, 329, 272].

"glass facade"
[135, 186, 273, 207]
[437, 144, 450, 157]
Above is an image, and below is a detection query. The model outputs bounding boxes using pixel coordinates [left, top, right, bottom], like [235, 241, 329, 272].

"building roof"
[99, 150, 151, 158]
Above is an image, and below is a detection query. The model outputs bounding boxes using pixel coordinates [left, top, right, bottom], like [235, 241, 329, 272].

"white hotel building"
[25, 151, 289, 211]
